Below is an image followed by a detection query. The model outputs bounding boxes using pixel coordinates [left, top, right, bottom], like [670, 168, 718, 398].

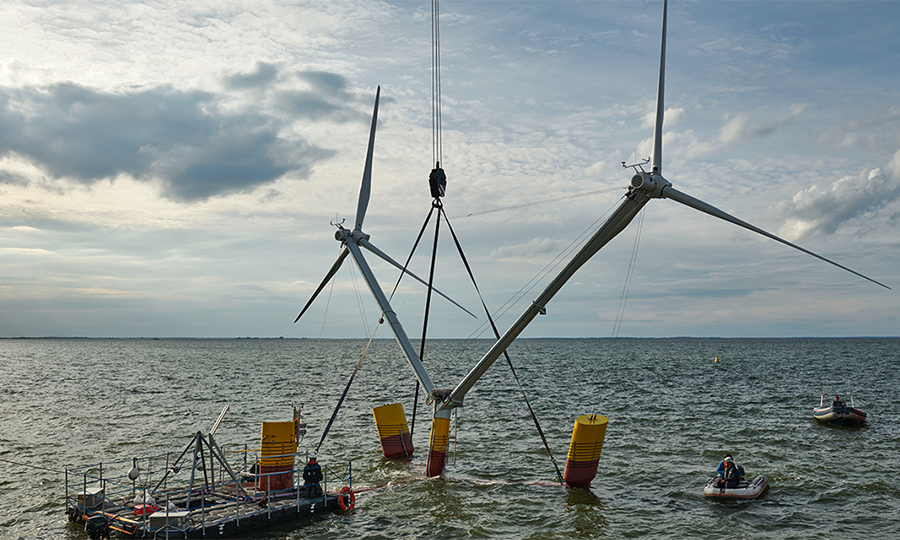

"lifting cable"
[612, 209, 644, 338]
[432, 0, 443, 168]
[384, 1, 560, 479]
[408, 0, 448, 439]
[441, 208, 564, 483]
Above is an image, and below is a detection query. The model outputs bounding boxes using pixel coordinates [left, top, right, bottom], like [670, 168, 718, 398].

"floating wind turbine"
[295, 86, 473, 393]
[420, 0, 888, 477]
[295, 2, 889, 483]
[631, 0, 888, 290]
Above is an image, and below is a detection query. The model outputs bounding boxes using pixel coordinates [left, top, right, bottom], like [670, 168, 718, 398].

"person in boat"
[716, 454, 745, 488]
[302, 453, 324, 498]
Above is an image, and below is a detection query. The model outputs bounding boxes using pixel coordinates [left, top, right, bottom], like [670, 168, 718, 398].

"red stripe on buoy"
[256, 464, 294, 491]
[563, 458, 601, 488]
[379, 432, 414, 459]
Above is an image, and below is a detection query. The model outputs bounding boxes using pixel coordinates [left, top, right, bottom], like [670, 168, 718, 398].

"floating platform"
[65, 420, 353, 539]
[67, 480, 344, 539]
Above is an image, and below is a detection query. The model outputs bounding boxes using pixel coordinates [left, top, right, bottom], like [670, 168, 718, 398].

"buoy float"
[562, 414, 608, 488]
[257, 420, 298, 491]
[372, 403, 414, 458]
[715, 355, 719, 363]
[425, 412, 451, 477]
[338, 486, 355, 510]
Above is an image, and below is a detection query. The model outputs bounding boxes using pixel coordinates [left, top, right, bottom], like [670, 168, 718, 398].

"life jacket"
[723, 462, 740, 482]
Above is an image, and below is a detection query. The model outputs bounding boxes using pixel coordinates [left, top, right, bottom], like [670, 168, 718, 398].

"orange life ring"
[338, 486, 355, 510]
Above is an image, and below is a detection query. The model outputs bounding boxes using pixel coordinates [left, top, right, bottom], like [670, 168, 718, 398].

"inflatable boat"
[703, 475, 768, 499]
[813, 395, 867, 426]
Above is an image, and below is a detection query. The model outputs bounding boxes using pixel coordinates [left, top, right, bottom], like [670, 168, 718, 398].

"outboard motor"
[85, 515, 110, 540]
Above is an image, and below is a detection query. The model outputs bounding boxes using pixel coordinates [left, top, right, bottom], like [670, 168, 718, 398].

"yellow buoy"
[257, 420, 298, 491]
[425, 414, 451, 477]
[372, 403, 414, 458]
[563, 414, 608, 488]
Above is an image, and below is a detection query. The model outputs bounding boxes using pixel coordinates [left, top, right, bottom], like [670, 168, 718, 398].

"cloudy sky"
[1, 0, 898, 339]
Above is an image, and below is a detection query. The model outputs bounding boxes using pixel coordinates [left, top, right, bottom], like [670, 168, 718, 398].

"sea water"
[1, 337, 898, 539]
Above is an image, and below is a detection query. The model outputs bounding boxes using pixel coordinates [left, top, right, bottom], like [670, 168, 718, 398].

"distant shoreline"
[2, 336, 897, 340]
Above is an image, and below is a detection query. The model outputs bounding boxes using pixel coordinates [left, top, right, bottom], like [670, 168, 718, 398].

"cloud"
[764, 148, 900, 241]
[687, 104, 807, 158]
[272, 71, 370, 123]
[222, 61, 280, 90]
[0, 81, 338, 202]
[641, 107, 685, 130]
[814, 105, 900, 150]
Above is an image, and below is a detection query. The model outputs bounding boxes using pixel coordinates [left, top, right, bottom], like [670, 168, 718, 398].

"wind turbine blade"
[651, 0, 668, 175]
[663, 186, 890, 290]
[355, 86, 381, 232]
[358, 237, 478, 319]
[294, 247, 351, 323]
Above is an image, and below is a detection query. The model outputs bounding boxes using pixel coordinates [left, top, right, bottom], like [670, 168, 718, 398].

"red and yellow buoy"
[372, 403, 414, 458]
[562, 414, 608, 488]
[257, 420, 299, 491]
[425, 412, 451, 476]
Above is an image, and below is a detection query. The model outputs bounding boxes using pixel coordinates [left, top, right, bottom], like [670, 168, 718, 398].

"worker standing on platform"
[302, 453, 323, 498]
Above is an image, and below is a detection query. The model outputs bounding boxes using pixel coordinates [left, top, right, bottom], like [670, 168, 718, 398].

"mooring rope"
[315, 320, 381, 453]
[0, 456, 65, 474]
[463, 192, 628, 342]
[612, 208, 644, 338]
[305, 263, 338, 410]
[373, 186, 628, 234]
[348, 257, 371, 338]
[458, 186, 626, 220]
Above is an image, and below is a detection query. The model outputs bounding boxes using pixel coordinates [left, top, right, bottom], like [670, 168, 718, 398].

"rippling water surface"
[1, 337, 898, 539]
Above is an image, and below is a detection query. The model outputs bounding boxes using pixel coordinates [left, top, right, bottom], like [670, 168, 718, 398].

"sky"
[1, 0, 898, 339]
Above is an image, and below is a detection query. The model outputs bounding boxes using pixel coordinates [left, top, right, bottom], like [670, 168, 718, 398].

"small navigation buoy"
[715, 355, 719, 363]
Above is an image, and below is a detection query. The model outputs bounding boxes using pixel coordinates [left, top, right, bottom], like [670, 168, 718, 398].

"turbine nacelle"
[630, 172, 671, 198]
[335, 226, 370, 244]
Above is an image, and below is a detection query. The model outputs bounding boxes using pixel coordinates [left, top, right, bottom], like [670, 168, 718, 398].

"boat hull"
[813, 404, 867, 426]
[703, 475, 768, 499]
